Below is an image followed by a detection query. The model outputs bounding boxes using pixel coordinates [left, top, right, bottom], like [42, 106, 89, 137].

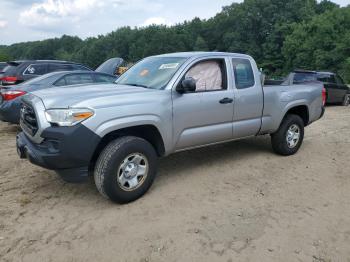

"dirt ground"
[0, 106, 349, 262]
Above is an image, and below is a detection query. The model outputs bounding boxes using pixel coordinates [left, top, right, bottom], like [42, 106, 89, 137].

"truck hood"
[31, 83, 159, 109]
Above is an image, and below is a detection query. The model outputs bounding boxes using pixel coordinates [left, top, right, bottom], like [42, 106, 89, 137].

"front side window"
[94, 74, 116, 83]
[335, 75, 345, 85]
[116, 57, 187, 90]
[232, 59, 255, 89]
[54, 77, 66, 86]
[328, 75, 336, 84]
[23, 64, 47, 75]
[185, 59, 226, 92]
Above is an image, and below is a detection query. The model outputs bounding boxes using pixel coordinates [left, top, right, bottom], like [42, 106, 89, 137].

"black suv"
[284, 70, 350, 106]
[0, 60, 92, 86]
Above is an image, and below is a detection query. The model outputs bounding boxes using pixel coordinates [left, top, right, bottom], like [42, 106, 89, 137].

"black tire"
[342, 94, 350, 106]
[94, 136, 158, 204]
[271, 114, 305, 156]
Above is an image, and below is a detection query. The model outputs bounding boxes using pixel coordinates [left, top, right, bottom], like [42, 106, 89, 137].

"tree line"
[0, 0, 349, 82]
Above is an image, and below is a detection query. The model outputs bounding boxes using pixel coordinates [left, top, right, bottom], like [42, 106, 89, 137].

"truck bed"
[260, 83, 324, 134]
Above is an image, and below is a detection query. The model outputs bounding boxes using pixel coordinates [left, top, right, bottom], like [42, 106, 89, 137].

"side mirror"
[177, 77, 196, 93]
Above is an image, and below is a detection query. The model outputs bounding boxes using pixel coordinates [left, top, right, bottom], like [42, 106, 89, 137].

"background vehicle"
[95, 58, 127, 76]
[0, 60, 92, 86]
[283, 70, 350, 106]
[0, 71, 117, 124]
[0, 62, 7, 72]
[0, 62, 8, 84]
[16, 52, 325, 204]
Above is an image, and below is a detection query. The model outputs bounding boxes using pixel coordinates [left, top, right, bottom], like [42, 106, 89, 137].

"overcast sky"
[0, 0, 348, 45]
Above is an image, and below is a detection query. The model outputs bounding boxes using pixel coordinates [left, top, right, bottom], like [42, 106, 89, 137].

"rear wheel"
[342, 94, 350, 106]
[271, 114, 305, 156]
[94, 136, 158, 204]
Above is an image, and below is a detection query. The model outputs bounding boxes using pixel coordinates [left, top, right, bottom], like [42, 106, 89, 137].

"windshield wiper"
[124, 83, 149, 89]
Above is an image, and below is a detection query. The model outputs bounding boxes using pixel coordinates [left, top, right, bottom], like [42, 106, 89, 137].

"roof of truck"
[154, 52, 253, 59]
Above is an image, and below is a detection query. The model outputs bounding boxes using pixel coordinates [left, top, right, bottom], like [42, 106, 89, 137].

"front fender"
[84, 114, 172, 155]
[93, 114, 163, 138]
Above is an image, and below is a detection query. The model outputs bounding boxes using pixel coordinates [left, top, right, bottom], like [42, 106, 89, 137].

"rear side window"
[64, 74, 94, 85]
[293, 73, 317, 84]
[48, 64, 73, 73]
[317, 74, 336, 84]
[232, 58, 255, 89]
[94, 74, 116, 83]
[23, 64, 47, 75]
[2, 65, 19, 74]
[71, 64, 90, 71]
[2, 61, 22, 75]
[316, 74, 329, 83]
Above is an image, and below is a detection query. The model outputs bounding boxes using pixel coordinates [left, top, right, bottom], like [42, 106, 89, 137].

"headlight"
[45, 108, 94, 126]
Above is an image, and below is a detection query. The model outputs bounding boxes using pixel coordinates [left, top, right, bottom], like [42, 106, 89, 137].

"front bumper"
[16, 124, 101, 182]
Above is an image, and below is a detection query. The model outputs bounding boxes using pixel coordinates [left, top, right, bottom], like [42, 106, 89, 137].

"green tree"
[0, 48, 11, 61]
[0, 0, 347, 78]
[283, 7, 350, 82]
[193, 36, 209, 51]
[316, 0, 339, 14]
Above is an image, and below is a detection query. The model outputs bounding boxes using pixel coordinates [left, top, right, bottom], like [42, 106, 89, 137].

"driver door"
[172, 57, 234, 151]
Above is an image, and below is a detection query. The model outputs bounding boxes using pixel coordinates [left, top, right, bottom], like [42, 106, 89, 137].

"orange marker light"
[73, 112, 94, 120]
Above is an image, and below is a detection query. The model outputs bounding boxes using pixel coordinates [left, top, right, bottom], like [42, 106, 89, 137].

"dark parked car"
[0, 60, 92, 86]
[283, 70, 350, 106]
[0, 71, 117, 124]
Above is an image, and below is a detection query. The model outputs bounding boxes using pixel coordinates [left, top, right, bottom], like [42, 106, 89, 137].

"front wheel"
[271, 114, 305, 156]
[94, 136, 158, 204]
[342, 94, 350, 106]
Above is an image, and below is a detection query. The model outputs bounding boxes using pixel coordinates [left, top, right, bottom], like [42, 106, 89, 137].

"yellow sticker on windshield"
[159, 63, 180, 70]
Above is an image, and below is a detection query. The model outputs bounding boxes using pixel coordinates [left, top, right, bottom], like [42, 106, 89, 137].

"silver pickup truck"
[16, 52, 325, 203]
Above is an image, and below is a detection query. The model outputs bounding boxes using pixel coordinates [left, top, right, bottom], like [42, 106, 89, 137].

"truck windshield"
[116, 57, 187, 90]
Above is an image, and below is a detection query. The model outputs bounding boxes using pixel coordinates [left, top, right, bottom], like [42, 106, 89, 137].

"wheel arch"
[282, 104, 310, 127]
[91, 124, 166, 167]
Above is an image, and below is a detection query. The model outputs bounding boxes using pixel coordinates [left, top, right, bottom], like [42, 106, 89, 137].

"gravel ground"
[0, 106, 349, 262]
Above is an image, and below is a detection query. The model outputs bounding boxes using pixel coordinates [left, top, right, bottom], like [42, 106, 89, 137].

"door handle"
[219, 98, 233, 104]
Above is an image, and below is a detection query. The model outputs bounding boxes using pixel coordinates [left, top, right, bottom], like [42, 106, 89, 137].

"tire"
[271, 114, 305, 156]
[342, 94, 350, 106]
[94, 136, 158, 204]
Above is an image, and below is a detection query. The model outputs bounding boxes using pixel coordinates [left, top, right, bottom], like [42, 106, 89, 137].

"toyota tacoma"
[16, 52, 325, 203]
